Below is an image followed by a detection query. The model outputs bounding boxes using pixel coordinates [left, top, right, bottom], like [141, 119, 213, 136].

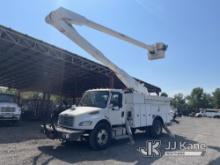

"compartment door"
[140, 104, 147, 127]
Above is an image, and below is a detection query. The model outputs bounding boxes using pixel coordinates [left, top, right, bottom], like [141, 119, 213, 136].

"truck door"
[109, 92, 124, 125]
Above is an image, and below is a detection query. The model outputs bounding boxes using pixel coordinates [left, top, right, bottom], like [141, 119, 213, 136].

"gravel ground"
[0, 117, 219, 165]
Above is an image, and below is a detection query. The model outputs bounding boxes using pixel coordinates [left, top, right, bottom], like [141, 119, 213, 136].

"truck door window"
[110, 92, 122, 108]
[79, 91, 109, 108]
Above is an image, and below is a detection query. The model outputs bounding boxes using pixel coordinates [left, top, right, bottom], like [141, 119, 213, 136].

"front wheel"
[89, 123, 112, 150]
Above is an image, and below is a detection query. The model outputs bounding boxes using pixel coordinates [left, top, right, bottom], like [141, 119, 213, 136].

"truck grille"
[58, 115, 74, 128]
[1, 107, 15, 112]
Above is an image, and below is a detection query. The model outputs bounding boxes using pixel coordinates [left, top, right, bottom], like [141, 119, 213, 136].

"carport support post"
[73, 79, 78, 104]
[46, 92, 51, 118]
[156, 91, 160, 96]
[16, 89, 21, 106]
[109, 74, 114, 88]
[41, 92, 50, 121]
[41, 92, 46, 121]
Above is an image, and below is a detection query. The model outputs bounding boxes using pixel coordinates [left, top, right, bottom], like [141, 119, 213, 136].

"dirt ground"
[0, 117, 219, 165]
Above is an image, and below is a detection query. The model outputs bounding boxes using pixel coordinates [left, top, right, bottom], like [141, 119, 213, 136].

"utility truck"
[0, 93, 21, 124]
[42, 7, 173, 150]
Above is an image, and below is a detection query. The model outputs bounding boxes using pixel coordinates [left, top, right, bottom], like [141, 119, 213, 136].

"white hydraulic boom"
[45, 7, 167, 95]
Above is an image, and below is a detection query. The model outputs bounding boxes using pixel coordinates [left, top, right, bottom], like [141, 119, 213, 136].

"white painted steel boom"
[45, 7, 167, 95]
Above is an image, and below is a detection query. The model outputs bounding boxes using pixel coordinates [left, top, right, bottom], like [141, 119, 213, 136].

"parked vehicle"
[205, 109, 220, 118]
[42, 8, 172, 150]
[42, 89, 173, 150]
[0, 93, 21, 124]
[195, 112, 203, 117]
[189, 112, 196, 117]
[195, 109, 220, 118]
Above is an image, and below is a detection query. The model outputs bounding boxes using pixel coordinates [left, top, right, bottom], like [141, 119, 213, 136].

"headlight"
[79, 121, 92, 126]
[14, 114, 20, 118]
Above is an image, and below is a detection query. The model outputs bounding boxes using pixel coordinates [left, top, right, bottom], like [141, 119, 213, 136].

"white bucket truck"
[43, 89, 172, 150]
[42, 8, 173, 150]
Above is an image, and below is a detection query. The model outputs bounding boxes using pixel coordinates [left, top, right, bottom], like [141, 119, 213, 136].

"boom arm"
[46, 7, 167, 95]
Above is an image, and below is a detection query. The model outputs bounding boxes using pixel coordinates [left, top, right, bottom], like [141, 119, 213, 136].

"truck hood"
[60, 106, 101, 117]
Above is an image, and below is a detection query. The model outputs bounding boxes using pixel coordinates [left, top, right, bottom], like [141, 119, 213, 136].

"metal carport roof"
[0, 25, 161, 97]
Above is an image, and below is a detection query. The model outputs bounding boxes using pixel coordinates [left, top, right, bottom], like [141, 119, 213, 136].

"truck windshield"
[79, 91, 109, 108]
[0, 94, 15, 103]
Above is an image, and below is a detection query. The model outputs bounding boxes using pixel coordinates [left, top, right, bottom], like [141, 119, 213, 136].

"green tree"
[171, 93, 189, 115]
[212, 88, 220, 108]
[202, 93, 213, 108]
[186, 87, 212, 112]
[160, 92, 168, 97]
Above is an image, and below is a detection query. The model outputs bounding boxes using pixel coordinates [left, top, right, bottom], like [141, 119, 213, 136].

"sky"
[0, 0, 219, 96]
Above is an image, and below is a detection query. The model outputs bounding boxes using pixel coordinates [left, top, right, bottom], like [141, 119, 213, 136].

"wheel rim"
[97, 129, 108, 145]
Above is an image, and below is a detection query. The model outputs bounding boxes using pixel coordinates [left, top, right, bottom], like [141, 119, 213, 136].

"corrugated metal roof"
[0, 25, 161, 97]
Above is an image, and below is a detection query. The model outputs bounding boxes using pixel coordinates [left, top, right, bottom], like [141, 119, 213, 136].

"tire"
[150, 119, 163, 138]
[89, 122, 112, 150]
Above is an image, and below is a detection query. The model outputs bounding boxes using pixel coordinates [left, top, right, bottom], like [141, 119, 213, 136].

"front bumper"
[41, 124, 84, 141]
[0, 115, 20, 121]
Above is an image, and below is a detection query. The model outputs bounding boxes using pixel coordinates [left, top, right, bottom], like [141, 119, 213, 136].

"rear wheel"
[89, 123, 112, 150]
[150, 119, 163, 138]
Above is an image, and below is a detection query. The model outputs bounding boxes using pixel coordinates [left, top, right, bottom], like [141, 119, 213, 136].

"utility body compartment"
[125, 93, 171, 128]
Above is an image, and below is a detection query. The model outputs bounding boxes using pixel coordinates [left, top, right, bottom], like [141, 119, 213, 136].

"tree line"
[161, 88, 220, 115]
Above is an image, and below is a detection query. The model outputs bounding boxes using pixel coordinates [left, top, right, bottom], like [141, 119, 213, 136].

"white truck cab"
[43, 89, 172, 150]
[0, 93, 21, 124]
[59, 89, 125, 130]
